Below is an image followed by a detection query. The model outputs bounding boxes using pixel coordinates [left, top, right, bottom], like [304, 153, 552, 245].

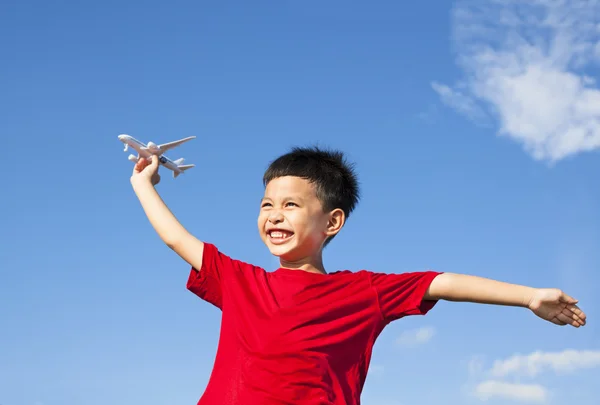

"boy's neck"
[279, 252, 327, 274]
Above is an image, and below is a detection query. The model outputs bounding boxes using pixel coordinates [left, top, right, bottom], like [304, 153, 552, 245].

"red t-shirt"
[186, 243, 442, 405]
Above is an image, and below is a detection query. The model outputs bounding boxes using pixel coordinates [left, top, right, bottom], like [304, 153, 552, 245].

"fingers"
[133, 157, 148, 174]
[569, 305, 587, 323]
[557, 292, 586, 327]
[561, 305, 586, 326]
[555, 309, 586, 327]
[132, 156, 158, 175]
[555, 312, 575, 326]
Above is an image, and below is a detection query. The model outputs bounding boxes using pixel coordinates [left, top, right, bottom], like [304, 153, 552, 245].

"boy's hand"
[131, 155, 161, 186]
[527, 288, 586, 327]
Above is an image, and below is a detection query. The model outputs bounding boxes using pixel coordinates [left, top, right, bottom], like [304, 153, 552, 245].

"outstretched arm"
[130, 156, 205, 271]
[424, 273, 587, 327]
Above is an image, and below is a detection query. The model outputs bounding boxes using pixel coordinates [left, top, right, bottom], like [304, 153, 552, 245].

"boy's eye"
[261, 202, 272, 208]
[285, 202, 297, 207]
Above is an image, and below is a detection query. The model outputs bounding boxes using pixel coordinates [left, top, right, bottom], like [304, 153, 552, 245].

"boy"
[129, 146, 586, 405]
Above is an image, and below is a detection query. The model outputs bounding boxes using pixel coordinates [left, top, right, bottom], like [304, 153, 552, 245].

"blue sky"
[1, 1, 599, 404]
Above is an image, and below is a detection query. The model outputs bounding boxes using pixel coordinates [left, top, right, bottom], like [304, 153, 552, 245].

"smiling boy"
[129, 146, 586, 405]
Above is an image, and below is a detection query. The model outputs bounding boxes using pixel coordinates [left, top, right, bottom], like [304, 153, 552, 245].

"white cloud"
[395, 326, 435, 347]
[489, 349, 600, 378]
[466, 349, 600, 403]
[473, 380, 548, 403]
[433, 0, 600, 163]
[431, 82, 487, 122]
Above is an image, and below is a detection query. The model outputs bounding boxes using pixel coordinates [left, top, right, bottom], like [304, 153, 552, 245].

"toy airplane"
[118, 134, 196, 178]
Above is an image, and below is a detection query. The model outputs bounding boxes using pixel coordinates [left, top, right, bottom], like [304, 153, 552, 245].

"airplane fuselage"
[118, 134, 192, 177]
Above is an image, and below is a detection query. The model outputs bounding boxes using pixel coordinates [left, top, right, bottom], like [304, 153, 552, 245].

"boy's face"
[258, 176, 342, 263]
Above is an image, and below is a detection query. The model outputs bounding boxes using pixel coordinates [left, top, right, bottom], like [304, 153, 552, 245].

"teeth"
[270, 231, 291, 239]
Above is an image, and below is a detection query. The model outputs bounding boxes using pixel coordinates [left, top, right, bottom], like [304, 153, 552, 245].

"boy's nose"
[269, 212, 284, 223]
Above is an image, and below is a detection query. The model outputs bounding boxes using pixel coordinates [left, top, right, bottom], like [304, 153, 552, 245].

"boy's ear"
[325, 208, 345, 237]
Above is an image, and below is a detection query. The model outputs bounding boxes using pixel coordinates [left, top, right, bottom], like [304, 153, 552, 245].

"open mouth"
[268, 229, 294, 243]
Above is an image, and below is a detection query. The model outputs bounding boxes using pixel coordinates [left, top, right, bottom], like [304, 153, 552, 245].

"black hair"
[263, 145, 360, 244]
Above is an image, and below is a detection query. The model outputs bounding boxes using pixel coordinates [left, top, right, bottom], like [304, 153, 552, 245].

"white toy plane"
[118, 134, 196, 178]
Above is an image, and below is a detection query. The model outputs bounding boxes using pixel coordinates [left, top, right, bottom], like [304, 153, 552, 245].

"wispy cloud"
[431, 82, 487, 123]
[473, 380, 548, 403]
[466, 349, 600, 403]
[489, 349, 600, 378]
[433, 0, 600, 163]
[395, 326, 435, 347]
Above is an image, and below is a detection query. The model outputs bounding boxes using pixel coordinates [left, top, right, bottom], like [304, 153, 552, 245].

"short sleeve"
[370, 271, 443, 323]
[185, 243, 230, 309]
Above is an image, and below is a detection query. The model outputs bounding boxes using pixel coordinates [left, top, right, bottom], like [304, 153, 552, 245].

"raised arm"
[130, 155, 205, 270]
[424, 273, 587, 327]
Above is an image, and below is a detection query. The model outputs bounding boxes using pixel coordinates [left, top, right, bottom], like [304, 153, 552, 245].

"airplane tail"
[173, 158, 185, 165]
[173, 164, 195, 178]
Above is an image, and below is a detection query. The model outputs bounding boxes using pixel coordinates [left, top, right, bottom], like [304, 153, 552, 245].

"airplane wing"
[157, 136, 196, 154]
